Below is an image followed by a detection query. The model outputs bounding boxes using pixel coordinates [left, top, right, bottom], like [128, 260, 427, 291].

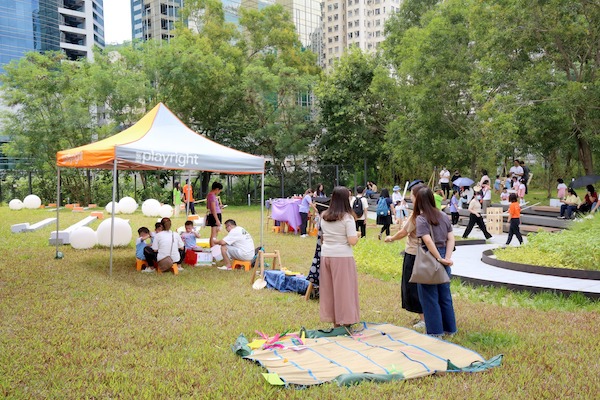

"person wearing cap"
[392, 185, 403, 203]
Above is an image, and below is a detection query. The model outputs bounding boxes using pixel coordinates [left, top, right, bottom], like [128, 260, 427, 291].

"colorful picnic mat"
[233, 322, 502, 387]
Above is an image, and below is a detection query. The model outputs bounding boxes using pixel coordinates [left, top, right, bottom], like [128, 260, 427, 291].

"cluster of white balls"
[70, 198, 170, 250]
[70, 217, 133, 249]
[9, 195, 42, 210]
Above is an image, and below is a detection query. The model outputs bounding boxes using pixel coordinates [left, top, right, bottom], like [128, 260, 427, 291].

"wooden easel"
[250, 250, 282, 284]
[486, 207, 504, 234]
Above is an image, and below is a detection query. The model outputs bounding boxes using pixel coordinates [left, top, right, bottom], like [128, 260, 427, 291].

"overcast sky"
[103, 0, 132, 44]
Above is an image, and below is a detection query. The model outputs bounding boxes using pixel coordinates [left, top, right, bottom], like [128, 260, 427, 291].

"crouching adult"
[152, 217, 184, 272]
[214, 219, 255, 271]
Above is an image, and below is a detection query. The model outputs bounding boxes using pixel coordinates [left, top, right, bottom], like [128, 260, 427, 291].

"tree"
[470, 0, 600, 174]
[0, 52, 109, 202]
[316, 48, 397, 176]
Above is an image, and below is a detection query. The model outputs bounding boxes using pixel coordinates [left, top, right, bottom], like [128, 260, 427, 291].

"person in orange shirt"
[505, 193, 523, 246]
[183, 179, 195, 215]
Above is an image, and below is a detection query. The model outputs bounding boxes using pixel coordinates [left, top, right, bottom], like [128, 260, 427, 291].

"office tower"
[322, 0, 402, 68]
[0, 0, 106, 71]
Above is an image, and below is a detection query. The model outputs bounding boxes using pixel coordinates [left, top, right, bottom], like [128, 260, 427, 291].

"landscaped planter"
[482, 249, 600, 280]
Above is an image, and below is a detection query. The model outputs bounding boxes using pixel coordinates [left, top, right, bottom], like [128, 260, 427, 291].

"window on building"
[375, 19, 381, 26]
[334, 14, 338, 20]
[334, 3, 339, 9]
[355, 31, 359, 37]
[348, 10, 352, 17]
[335, 46, 339, 52]
[328, 4, 332, 11]
[328, 16, 332, 22]
[328, 27, 332, 32]
[375, 8, 380, 15]
[349, 22, 353, 27]
[375, 30, 381, 37]
[334, 25, 339, 31]
[328, 37, 333, 43]
[334, 35, 339, 41]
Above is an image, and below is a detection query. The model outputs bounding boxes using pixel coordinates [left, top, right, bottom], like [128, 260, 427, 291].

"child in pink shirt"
[517, 179, 526, 205]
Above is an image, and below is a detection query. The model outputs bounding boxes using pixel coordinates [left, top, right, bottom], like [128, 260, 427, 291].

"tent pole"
[55, 168, 61, 258]
[109, 160, 117, 276]
[260, 172, 264, 247]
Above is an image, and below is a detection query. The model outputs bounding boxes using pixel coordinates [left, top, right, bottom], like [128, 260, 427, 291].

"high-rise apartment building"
[0, 0, 105, 71]
[130, 1, 321, 54]
[321, 0, 402, 68]
[131, 0, 183, 42]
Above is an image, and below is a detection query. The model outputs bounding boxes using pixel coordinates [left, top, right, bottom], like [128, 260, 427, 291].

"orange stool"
[88, 203, 98, 208]
[91, 211, 104, 219]
[232, 260, 252, 271]
[157, 263, 179, 275]
[135, 258, 148, 271]
[272, 226, 281, 233]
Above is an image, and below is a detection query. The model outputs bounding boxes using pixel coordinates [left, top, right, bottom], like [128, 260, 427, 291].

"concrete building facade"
[321, 0, 401, 68]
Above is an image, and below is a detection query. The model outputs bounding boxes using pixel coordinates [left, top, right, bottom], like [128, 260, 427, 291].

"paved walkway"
[368, 211, 600, 298]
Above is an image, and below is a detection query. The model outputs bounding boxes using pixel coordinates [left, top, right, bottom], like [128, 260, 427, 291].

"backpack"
[376, 197, 389, 216]
[352, 197, 364, 218]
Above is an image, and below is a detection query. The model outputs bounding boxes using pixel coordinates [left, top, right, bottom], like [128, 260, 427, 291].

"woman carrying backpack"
[352, 186, 369, 239]
[377, 188, 394, 240]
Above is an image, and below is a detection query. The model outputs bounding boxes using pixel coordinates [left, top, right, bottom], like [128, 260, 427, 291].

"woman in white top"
[319, 186, 360, 328]
[461, 192, 493, 239]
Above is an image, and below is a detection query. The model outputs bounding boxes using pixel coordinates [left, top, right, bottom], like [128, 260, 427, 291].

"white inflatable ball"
[105, 201, 120, 214]
[9, 199, 24, 210]
[70, 226, 97, 249]
[23, 194, 42, 209]
[96, 217, 132, 247]
[142, 199, 161, 217]
[118, 196, 138, 214]
[159, 204, 173, 218]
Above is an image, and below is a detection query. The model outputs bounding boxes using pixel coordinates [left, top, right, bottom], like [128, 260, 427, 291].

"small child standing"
[394, 200, 407, 225]
[505, 175, 512, 190]
[181, 220, 201, 251]
[494, 175, 502, 193]
[500, 187, 509, 202]
[557, 178, 568, 200]
[517, 178, 526, 205]
[506, 193, 523, 246]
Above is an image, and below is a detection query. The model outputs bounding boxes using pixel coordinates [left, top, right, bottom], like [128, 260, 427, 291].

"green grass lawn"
[1, 205, 599, 399]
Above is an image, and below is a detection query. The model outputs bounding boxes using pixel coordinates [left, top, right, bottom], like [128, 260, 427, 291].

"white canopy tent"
[56, 103, 265, 274]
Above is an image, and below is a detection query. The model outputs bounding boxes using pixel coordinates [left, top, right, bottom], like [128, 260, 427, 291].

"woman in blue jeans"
[413, 186, 457, 336]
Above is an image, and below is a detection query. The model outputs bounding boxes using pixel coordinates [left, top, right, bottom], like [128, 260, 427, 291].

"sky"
[103, 0, 132, 45]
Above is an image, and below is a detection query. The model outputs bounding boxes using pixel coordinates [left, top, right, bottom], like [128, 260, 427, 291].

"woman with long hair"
[385, 183, 425, 329]
[315, 183, 326, 197]
[413, 186, 457, 336]
[376, 188, 394, 240]
[319, 186, 360, 329]
[462, 190, 493, 240]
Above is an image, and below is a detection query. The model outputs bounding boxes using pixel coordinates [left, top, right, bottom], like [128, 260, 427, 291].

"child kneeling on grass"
[136, 227, 154, 270]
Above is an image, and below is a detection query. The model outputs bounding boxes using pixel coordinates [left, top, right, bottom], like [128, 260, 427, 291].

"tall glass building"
[0, 0, 105, 72]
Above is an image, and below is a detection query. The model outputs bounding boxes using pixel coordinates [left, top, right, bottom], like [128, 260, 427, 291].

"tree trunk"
[575, 133, 594, 175]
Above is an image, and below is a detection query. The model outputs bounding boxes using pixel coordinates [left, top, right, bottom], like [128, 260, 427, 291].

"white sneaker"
[178, 266, 184, 271]
[142, 267, 156, 273]
[412, 320, 426, 330]
[300, 234, 307, 238]
[217, 266, 232, 270]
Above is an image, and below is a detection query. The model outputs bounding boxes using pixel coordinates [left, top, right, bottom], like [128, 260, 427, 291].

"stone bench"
[49, 215, 97, 245]
[11, 218, 57, 233]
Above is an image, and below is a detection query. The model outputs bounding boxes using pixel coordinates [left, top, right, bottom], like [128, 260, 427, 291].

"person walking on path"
[319, 186, 361, 329]
[505, 193, 523, 246]
[183, 179, 195, 215]
[462, 191, 493, 240]
[353, 186, 369, 239]
[385, 183, 425, 330]
[376, 188, 394, 240]
[413, 186, 457, 337]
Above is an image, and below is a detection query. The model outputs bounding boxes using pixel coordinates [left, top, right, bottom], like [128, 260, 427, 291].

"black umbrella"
[569, 175, 600, 188]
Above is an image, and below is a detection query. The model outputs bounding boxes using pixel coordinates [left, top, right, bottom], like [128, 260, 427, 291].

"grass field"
[1, 205, 599, 399]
